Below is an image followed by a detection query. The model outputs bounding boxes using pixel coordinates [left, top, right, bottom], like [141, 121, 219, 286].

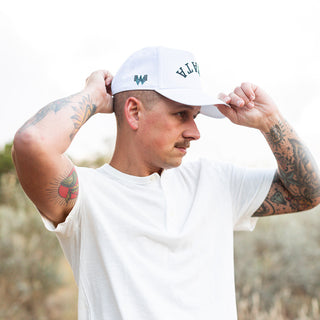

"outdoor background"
[1, 0, 320, 319]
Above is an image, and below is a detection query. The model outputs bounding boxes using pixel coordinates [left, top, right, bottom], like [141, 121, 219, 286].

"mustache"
[174, 141, 190, 148]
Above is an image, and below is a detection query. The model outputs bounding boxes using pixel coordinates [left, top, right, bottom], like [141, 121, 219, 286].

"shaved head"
[113, 90, 163, 126]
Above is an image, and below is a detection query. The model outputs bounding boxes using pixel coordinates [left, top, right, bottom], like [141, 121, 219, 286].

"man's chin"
[162, 158, 183, 170]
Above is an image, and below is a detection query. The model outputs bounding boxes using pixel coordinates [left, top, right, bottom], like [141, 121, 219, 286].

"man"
[12, 47, 320, 319]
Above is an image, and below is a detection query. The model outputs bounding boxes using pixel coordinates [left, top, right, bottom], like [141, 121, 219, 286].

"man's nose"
[182, 119, 201, 141]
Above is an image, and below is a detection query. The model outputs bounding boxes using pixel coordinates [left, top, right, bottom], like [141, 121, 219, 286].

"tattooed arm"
[12, 70, 113, 225]
[253, 119, 320, 216]
[217, 83, 320, 216]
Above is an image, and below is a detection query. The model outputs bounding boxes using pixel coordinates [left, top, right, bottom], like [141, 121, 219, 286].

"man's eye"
[176, 112, 186, 118]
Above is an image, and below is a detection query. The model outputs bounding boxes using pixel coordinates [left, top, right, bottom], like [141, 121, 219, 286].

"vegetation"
[235, 207, 320, 319]
[0, 143, 62, 319]
[1, 142, 320, 319]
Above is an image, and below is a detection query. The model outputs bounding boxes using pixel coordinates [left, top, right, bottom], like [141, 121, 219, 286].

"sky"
[1, 0, 320, 168]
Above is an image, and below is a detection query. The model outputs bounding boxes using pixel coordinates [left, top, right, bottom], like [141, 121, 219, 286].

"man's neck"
[109, 135, 162, 177]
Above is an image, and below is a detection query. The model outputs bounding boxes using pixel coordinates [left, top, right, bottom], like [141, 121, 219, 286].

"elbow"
[311, 173, 320, 208]
[313, 194, 320, 209]
[307, 198, 320, 212]
[13, 127, 43, 160]
[304, 184, 320, 210]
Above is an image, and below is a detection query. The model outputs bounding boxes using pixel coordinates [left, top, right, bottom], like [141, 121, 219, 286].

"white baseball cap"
[111, 46, 229, 119]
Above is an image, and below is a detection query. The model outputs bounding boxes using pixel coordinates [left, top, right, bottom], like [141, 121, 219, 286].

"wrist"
[82, 86, 113, 114]
[259, 112, 283, 134]
[82, 88, 103, 113]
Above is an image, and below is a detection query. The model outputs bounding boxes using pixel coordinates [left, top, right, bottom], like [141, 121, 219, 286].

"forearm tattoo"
[69, 96, 97, 140]
[254, 120, 320, 216]
[19, 94, 77, 132]
[19, 93, 97, 142]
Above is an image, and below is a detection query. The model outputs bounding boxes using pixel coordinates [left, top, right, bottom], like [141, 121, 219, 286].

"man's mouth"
[174, 142, 190, 154]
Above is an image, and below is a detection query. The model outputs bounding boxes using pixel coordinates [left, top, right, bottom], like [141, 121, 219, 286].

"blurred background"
[1, 0, 320, 318]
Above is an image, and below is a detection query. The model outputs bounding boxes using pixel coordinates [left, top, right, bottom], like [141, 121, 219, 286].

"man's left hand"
[218, 83, 281, 133]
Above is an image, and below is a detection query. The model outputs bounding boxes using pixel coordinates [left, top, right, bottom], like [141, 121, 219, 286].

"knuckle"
[234, 87, 242, 95]
[241, 82, 252, 92]
[241, 82, 248, 87]
[229, 92, 237, 98]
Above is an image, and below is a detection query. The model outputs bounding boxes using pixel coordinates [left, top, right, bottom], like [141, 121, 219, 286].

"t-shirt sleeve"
[39, 166, 86, 281]
[229, 165, 275, 231]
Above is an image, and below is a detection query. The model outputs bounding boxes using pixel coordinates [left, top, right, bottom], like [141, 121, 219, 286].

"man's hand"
[217, 83, 320, 216]
[83, 70, 113, 114]
[217, 83, 281, 133]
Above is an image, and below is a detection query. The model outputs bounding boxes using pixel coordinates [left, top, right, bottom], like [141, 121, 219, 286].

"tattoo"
[58, 167, 79, 203]
[270, 190, 286, 205]
[266, 121, 286, 150]
[255, 199, 275, 216]
[278, 138, 320, 201]
[47, 167, 79, 206]
[18, 94, 97, 142]
[19, 94, 77, 132]
[69, 96, 97, 140]
[254, 120, 320, 217]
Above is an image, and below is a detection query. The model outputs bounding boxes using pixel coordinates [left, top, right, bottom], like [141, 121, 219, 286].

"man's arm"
[12, 70, 113, 225]
[217, 83, 320, 216]
[254, 118, 320, 216]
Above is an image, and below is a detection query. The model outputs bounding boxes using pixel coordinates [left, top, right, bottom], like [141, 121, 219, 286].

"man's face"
[137, 97, 201, 171]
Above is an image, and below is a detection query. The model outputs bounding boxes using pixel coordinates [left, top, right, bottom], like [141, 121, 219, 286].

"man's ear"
[124, 97, 141, 130]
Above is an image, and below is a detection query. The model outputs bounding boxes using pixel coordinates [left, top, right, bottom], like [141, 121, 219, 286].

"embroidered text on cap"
[176, 62, 200, 78]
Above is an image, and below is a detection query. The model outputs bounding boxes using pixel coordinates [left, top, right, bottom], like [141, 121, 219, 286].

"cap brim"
[155, 88, 229, 119]
[200, 103, 229, 119]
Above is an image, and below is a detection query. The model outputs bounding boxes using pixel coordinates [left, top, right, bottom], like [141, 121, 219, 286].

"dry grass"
[45, 260, 77, 320]
[235, 205, 320, 319]
[237, 290, 320, 319]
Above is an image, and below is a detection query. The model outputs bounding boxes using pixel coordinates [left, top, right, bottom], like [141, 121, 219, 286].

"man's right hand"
[83, 70, 114, 114]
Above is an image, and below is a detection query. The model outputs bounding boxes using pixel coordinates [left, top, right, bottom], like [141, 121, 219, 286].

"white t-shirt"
[42, 159, 274, 320]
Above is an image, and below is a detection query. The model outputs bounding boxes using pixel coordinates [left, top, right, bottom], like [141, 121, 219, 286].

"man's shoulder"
[74, 164, 108, 183]
[178, 158, 232, 173]
[168, 158, 233, 181]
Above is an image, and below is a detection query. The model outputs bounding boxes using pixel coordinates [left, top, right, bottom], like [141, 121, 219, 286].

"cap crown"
[111, 46, 228, 119]
[111, 47, 202, 94]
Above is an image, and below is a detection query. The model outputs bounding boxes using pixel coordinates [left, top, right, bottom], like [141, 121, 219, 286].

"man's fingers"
[218, 93, 231, 104]
[86, 70, 113, 81]
[228, 92, 246, 107]
[85, 70, 114, 95]
[231, 83, 256, 109]
[217, 104, 234, 117]
[104, 72, 113, 87]
[240, 82, 256, 101]
[99, 71, 113, 95]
